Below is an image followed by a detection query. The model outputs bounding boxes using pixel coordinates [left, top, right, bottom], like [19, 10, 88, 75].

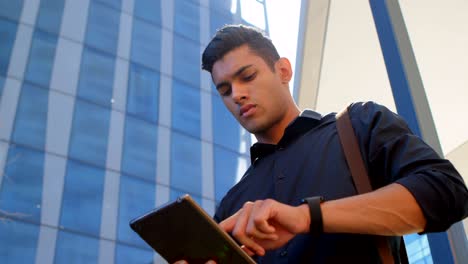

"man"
[199, 25, 467, 263]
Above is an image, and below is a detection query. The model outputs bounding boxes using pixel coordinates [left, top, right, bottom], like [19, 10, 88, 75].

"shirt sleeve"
[348, 101, 468, 233]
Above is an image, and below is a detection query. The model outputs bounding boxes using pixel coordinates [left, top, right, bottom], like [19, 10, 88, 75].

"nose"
[231, 83, 248, 104]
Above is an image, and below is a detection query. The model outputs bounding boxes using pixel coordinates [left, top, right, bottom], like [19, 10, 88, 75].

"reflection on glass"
[55, 230, 99, 263]
[12, 83, 48, 149]
[172, 80, 200, 138]
[85, 1, 120, 54]
[0, 18, 18, 76]
[121, 116, 158, 180]
[127, 63, 159, 123]
[174, 0, 199, 42]
[69, 99, 111, 167]
[117, 175, 155, 247]
[24, 31, 57, 87]
[131, 18, 162, 71]
[59, 160, 105, 235]
[77, 47, 115, 106]
[35, 0, 65, 34]
[0, 145, 44, 221]
[170, 132, 202, 196]
[0, 220, 39, 263]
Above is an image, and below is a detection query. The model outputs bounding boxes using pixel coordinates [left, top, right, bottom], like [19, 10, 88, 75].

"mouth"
[240, 104, 256, 117]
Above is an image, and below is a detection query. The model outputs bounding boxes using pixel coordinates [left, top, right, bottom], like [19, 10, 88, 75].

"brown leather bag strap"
[336, 107, 395, 264]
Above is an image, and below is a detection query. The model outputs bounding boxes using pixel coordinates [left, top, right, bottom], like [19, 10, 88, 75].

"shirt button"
[280, 250, 288, 257]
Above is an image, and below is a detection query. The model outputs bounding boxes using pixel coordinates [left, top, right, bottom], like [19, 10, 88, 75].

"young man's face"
[211, 45, 293, 141]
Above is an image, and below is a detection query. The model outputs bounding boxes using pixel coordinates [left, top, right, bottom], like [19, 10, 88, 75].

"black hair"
[202, 24, 280, 73]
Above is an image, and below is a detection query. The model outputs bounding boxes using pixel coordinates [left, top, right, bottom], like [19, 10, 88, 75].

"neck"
[255, 105, 301, 144]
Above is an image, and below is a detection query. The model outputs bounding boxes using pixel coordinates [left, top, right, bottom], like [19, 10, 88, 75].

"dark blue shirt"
[214, 102, 468, 264]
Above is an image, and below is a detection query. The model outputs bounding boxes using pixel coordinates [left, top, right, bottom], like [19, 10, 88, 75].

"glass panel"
[68, 99, 111, 167]
[24, 30, 57, 88]
[115, 243, 154, 264]
[209, 9, 233, 36]
[77, 48, 115, 106]
[121, 116, 157, 180]
[174, 0, 199, 42]
[0, 18, 18, 76]
[170, 132, 201, 196]
[59, 160, 105, 235]
[126, 63, 159, 123]
[172, 34, 200, 87]
[95, 0, 122, 10]
[12, 83, 48, 149]
[130, 18, 162, 71]
[214, 146, 248, 202]
[117, 175, 155, 247]
[210, 0, 233, 15]
[211, 92, 245, 154]
[0, 145, 44, 222]
[0, 220, 39, 263]
[0, 75, 4, 98]
[0, 0, 24, 21]
[54, 231, 99, 264]
[172, 80, 200, 138]
[133, 0, 161, 25]
[35, 0, 65, 34]
[85, 1, 120, 54]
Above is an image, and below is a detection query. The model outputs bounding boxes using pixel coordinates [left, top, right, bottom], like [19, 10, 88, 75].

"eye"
[243, 72, 256, 82]
[219, 86, 231, 97]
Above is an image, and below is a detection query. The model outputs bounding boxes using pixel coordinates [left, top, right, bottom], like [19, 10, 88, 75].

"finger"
[254, 199, 278, 234]
[232, 202, 265, 256]
[241, 245, 256, 256]
[219, 210, 241, 233]
[206, 260, 217, 264]
[174, 261, 188, 264]
[246, 201, 278, 240]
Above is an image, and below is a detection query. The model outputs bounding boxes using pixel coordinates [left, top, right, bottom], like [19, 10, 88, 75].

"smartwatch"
[301, 196, 324, 236]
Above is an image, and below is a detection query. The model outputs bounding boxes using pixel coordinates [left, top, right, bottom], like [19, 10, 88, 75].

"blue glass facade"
[0, 0, 256, 262]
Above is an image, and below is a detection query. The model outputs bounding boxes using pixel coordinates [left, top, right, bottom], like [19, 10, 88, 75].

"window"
[172, 35, 200, 88]
[170, 132, 201, 196]
[59, 160, 105, 235]
[77, 48, 115, 107]
[126, 63, 159, 123]
[121, 116, 157, 180]
[115, 243, 153, 264]
[130, 18, 161, 71]
[35, 0, 65, 34]
[0, 220, 39, 263]
[0, 0, 24, 21]
[24, 30, 57, 88]
[209, 9, 234, 37]
[214, 146, 248, 202]
[211, 92, 245, 153]
[133, 0, 161, 26]
[85, 1, 120, 54]
[210, 0, 233, 15]
[0, 145, 44, 222]
[68, 99, 111, 168]
[54, 231, 99, 263]
[172, 80, 200, 138]
[174, 0, 199, 42]
[0, 18, 18, 76]
[95, 0, 122, 10]
[12, 83, 48, 149]
[0, 75, 5, 101]
[117, 175, 155, 247]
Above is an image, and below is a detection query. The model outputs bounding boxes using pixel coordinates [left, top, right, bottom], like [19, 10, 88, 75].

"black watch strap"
[301, 196, 324, 236]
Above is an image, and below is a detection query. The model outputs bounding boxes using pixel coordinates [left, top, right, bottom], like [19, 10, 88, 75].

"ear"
[276, 57, 293, 84]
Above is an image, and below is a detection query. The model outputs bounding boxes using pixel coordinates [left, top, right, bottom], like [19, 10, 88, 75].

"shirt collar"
[250, 109, 322, 165]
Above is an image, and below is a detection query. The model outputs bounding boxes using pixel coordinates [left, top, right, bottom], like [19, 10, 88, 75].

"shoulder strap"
[335, 107, 396, 264]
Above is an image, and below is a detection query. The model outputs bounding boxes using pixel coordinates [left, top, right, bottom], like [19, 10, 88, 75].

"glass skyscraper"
[0, 0, 265, 263]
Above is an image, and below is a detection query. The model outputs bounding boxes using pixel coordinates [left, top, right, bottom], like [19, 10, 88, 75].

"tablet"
[129, 194, 256, 264]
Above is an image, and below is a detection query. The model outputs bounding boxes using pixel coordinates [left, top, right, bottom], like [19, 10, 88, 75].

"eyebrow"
[215, 64, 253, 90]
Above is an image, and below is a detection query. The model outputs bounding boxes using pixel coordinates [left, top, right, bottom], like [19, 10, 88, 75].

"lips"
[240, 104, 256, 117]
